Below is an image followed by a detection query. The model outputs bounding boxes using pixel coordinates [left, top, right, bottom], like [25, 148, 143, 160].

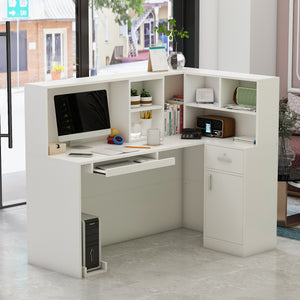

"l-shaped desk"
[25, 68, 279, 278]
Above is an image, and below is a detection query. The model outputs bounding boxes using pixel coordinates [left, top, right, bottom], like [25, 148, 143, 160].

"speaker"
[197, 115, 235, 138]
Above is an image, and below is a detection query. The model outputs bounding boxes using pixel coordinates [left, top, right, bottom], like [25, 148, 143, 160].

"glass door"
[0, 21, 25, 208]
[0, 1, 75, 209]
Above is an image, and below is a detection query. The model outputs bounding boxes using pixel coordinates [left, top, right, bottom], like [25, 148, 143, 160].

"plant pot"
[131, 95, 140, 108]
[141, 96, 152, 106]
[51, 70, 61, 80]
[278, 137, 295, 180]
[167, 51, 185, 70]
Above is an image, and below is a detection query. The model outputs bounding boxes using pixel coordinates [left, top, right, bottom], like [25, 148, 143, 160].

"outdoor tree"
[94, 0, 145, 26]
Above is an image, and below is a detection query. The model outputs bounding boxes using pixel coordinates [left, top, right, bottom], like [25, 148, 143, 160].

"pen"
[125, 146, 151, 149]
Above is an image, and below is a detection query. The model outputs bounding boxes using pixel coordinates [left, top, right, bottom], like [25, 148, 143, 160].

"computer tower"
[81, 213, 101, 271]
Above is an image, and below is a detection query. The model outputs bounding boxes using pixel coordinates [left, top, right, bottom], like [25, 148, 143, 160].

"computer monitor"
[54, 89, 111, 143]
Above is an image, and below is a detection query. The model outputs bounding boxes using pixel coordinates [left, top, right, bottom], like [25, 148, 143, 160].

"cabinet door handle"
[209, 174, 212, 190]
[217, 155, 232, 163]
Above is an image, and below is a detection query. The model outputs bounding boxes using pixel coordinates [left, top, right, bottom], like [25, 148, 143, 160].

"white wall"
[250, 0, 277, 76]
[199, 0, 219, 69]
[199, 0, 277, 75]
[218, 0, 251, 73]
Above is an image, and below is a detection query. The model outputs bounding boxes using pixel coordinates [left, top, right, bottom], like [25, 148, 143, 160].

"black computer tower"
[81, 213, 101, 271]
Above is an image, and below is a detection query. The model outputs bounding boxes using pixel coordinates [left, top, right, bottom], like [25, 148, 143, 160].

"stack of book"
[164, 95, 184, 136]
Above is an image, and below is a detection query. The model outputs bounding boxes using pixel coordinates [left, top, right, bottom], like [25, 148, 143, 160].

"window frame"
[75, 0, 200, 76]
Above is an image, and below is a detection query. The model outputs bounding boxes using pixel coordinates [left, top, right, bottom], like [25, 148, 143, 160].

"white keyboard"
[92, 148, 123, 156]
[92, 147, 139, 156]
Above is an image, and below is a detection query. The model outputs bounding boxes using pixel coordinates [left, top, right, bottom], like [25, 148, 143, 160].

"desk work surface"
[50, 135, 256, 165]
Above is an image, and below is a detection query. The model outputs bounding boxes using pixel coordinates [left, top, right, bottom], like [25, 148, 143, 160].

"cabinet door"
[205, 171, 243, 244]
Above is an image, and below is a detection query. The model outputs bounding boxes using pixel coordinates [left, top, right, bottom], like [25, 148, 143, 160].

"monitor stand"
[69, 141, 92, 150]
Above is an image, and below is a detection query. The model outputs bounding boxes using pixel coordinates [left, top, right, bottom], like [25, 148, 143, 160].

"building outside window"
[90, 0, 173, 75]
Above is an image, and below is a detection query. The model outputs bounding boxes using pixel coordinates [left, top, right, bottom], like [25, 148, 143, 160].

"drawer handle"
[209, 174, 212, 190]
[217, 155, 232, 163]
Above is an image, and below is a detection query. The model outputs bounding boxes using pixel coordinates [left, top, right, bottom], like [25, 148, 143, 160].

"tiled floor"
[1, 206, 300, 300]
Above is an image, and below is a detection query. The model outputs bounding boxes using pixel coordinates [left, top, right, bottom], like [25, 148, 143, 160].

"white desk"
[25, 69, 279, 278]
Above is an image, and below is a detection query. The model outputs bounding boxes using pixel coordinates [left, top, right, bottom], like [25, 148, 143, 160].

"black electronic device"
[54, 89, 111, 142]
[197, 115, 235, 138]
[82, 213, 101, 271]
[181, 128, 202, 139]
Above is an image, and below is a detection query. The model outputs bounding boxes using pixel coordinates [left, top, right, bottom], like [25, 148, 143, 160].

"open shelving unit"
[183, 73, 258, 140]
[105, 70, 269, 146]
[129, 78, 164, 142]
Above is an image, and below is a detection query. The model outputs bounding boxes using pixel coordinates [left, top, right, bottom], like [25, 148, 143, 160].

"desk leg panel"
[183, 146, 204, 231]
[27, 158, 82, 278]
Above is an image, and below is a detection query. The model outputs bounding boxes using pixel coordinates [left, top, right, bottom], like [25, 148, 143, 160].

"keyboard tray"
[93, 157, 175, 177]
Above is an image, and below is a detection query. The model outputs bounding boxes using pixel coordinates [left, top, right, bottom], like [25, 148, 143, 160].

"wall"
[250, 0, 277, 76]
[199, 0, 277, 76]
[0, 20, 73, 89]
[218, 0, 251, 73]
[276, 0, 289, 98]
[199, 0, 218, 70]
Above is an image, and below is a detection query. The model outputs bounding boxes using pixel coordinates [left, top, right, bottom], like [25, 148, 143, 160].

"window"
[76, 0, 199, 76]
[0, 30, 27, 73]
[87, 1, 173, 75]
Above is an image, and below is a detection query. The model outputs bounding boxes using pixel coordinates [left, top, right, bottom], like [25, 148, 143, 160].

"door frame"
[44, 28, 68, 81]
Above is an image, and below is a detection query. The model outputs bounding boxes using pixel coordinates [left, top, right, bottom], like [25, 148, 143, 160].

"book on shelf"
[164, 101, 184, 136]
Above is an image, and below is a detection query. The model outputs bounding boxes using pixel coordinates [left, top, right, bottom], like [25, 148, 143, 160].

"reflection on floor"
[1, 206, 300, 299]
[2, 170, 26, 206]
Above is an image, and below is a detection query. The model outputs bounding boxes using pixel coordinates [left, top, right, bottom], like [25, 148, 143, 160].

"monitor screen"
[54, 89, 111, 142]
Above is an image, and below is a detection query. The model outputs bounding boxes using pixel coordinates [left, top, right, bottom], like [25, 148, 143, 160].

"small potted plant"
[131, 88, 140, 108]
[51, 63, 65, 80]
[140, 89, 152, 106]
[155, 18, 189, 70]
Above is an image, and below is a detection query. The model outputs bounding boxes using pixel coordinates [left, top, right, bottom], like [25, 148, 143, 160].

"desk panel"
[81, 150, 183, 246]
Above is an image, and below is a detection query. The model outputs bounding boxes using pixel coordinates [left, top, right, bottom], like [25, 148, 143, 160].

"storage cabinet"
[205, 170, 243, 244]
[204, 144, 246, 253]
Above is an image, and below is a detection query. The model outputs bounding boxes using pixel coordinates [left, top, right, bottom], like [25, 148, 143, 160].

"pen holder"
[141, 118, 152, 137]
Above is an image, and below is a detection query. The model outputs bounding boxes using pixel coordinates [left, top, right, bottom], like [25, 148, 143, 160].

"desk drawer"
[94, 157, 175, 177]
[206, 145, 243, 174]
